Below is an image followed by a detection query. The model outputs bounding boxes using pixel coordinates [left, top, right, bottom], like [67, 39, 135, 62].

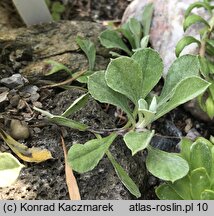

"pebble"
[20, 85, 40, 102]
[186, 128, 201, 141]
[17, 99, 26, 110]
[0, 91, 8, 103]
[9, 94, 20, 107]
[0, 87, 9, 93]
[10, 119, 30, 140]
[0, 74, 27, 89]
[32, 101, 43, 108]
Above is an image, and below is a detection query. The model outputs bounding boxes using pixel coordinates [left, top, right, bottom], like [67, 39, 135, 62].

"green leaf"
[0, 152, 24, 187]
[88, 71, 134, 121]
[132, 48, 163, 99]
[205, 96, 214, 119]
[208, 61, 214, 74]
[201, 190, 214, 200]
[105, 57, 142, 105]
[146, 145, 189, 182]
[128, 18, 142, 48]
[155, 184, 183, 200]
[190, 167, 210, 200]
[138, 98, 148, 110]
[67, 133, 117, 173]
[175, 36, 200, 57]
[206, 43, 214, 56]
[207, 39, 214, 49]
[52, 2, 65, 13]
[141, 3, 154, 36]
[183, 14, 210, 32]
[168, 175, 192, 200]
[49, 116, 88, 131]
[75, 70, 94, 83]
[33, 107, 88, 131]
[99, 29, 132, 56]
[198, 56, 210, 77]
[137, 99, 156, 127]
[211, 147, 214, 185]
[159, 55, 200, 105]
[140, 35, 150, 49]
[119, 23, 136, 49]
[180, 138, 193, 163]
[52, 12, 61, 21]
[106, 150, 141, 198]
[185, 2, 212, 18]
[61, 93, 89, 117]
[190, 139, 212, 174]
[156, 76, 210, 120]
[76, 36, 96, 71]
[45, 60, 72, 76]
[124, 130, 154, 155]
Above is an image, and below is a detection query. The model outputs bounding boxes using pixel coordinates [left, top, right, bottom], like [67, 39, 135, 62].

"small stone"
[10, 94, 20, 107]
[17, 99, 26, 110]
[148, 176, 157, 186]
[10, 119, 30, 140]
[32, 101, 43, 108]
[20, 85, 40, 102]
[0, 74, 27, 89]
[0, 91, 8, 103]
[33, 127, 41, 134]
[186, 128, 200, 141]
[0, 87, 9, 93]
[184, 118, 193, 133]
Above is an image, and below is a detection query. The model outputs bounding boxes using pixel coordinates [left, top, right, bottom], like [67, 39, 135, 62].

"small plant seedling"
[45, 0, 65, 21]
[44, 37, 96, 85]
[35, 48, 210, 198]
[99, 3, 154, 56]
[156, 137, 214, 200]
[175, 0, 214, 118]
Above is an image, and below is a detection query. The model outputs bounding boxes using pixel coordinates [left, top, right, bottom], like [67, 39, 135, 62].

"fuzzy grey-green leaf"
[155, 184, 183, 200]
[99, 29, 132, 56]
[0, 152, 24, 187]
[88, 71, 133, 120]
[62, 93, 89, 117]
[146, 146, 189, 182]
[76, 36, 96, 71]
[141, 3, 154, 36]
[105, 57, 143, 105]
[190, 140, 212, 175]
[190, 168, 210, 200]
[132, 48, 163, 99]
[106, 150, 141, 198]
[156, 76, 210, 120]
[124, 130, 154, 155]
[68, 133, 117, 173]
[159, 55, 200, 105]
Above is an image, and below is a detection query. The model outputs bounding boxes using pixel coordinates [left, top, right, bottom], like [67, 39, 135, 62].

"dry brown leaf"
[61, 135, 81, 200]
[0, 128, 53, 163]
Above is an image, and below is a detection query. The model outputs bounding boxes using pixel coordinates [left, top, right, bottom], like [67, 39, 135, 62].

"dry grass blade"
[60, 135, 81, 200]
